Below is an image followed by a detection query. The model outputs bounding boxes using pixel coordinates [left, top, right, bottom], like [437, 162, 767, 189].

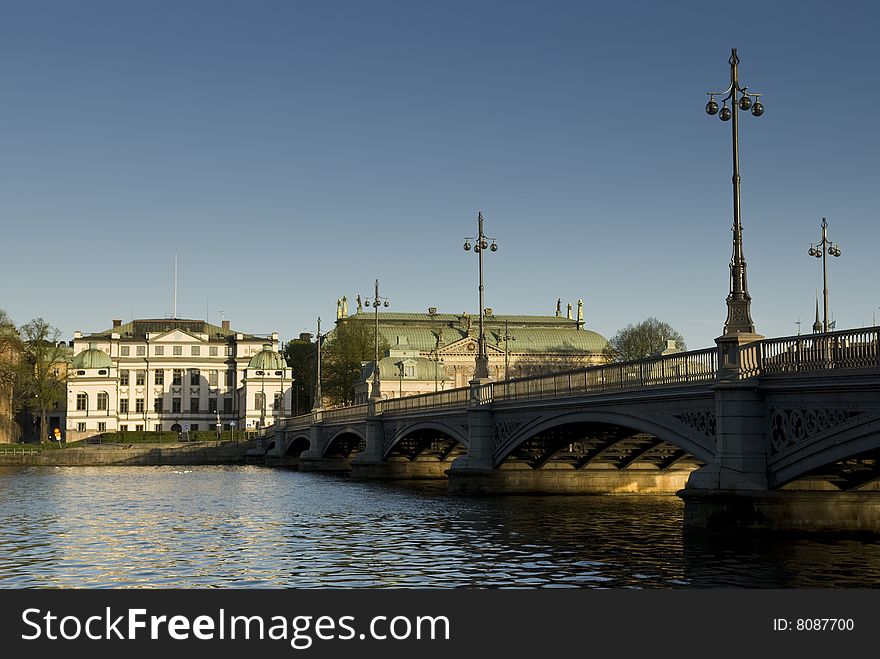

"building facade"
[65, 318, 292, 440]
[339, 300, 609, 403]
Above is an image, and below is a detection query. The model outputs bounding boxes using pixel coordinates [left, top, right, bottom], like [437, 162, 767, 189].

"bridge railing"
[758, 327, 879, 375]
[321, 403, 370, 424]
[380, 387, 470, 414]
[488, 347, 718, 402]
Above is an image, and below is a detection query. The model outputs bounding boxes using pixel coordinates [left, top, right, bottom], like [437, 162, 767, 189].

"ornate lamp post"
[364, 279, 390, 399]
[705, 48, 765, 336]
[808, 218, 841, 333]
[312, 317, 323, 411]
[463, 211, 499, 381]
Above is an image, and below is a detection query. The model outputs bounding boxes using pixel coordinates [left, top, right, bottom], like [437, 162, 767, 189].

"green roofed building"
[329, 297, 609, 403]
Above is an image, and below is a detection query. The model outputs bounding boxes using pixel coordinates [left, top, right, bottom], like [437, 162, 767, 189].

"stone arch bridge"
[269, 328, 880, 531]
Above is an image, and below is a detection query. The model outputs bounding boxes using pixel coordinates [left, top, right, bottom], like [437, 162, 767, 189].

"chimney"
[222, 320, 230, 331]
[566, 303, 572, 320]
[112, 319, 122, 328]
[577, 299, 584, 328]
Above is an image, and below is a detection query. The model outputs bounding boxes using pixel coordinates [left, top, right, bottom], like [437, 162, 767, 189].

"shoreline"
[0, 441, 264, 467]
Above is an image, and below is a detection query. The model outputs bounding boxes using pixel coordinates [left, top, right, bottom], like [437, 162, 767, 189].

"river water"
[1, 465, 879, 588]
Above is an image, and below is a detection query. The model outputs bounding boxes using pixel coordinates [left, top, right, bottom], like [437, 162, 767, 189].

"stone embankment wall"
[0, 441, 259, 467]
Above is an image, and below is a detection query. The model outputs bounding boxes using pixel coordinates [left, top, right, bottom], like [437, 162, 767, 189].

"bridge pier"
[449, 464, 695, 495]
[680, 489, 880, 533]
[351, 457, 452, 480]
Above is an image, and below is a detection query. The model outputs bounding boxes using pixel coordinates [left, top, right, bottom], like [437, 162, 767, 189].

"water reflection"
[1, 466, 879, 588]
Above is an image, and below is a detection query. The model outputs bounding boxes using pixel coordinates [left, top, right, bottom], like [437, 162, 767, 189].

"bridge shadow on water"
[308, 477, 880, 588]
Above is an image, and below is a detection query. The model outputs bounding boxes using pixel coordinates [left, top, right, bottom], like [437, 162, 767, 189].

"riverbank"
[0, 440, 261, 466]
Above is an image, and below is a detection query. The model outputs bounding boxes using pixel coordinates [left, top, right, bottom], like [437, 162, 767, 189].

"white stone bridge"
[267, 328, 880, 531]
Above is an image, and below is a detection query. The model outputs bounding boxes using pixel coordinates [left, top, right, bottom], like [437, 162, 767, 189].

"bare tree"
[604, 317, 686, 362]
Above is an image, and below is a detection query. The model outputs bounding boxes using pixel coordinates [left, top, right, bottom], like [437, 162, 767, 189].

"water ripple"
[1, 466, 880, 587]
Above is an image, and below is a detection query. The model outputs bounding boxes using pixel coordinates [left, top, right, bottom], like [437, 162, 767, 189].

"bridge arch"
[284, 432, 311, 457]
[771, 413, 880, 489]
[495, 410, 714, 469]
[383, 420, 469, 461]
[323, 426, 367, 459]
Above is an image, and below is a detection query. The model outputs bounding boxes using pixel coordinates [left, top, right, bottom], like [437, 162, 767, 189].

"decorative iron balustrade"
[487, 347, 718, 403]
[380, 387, 470, 414]
[759, 327, 879, 375]
[274, 328, 877, 426]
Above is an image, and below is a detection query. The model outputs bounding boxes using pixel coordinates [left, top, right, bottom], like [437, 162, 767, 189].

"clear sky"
[2, 0, 878, 350]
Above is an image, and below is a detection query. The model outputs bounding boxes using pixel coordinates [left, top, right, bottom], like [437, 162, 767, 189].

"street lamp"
[363, 279, 390, 399]
[807, 217, 841, 333]
[462, 211, 499, 381]
[705, 48, 765, 335]
[312, 317, 323, 411]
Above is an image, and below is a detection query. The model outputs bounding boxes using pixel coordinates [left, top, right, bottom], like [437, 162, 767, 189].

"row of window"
[118, 345, 234, 357]
[76, 393, 238, 414]
[118, 369, 235, 387]
[75, 422, 231, 433]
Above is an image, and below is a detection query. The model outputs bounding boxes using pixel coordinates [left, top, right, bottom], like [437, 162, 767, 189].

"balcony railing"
[754, 327, 879, 375]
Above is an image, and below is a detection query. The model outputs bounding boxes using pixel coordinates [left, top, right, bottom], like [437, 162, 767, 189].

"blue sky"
[2, 0, 879, 350]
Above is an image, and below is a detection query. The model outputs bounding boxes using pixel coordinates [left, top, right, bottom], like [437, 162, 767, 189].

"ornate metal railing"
[488, 347, 718, 403]
[321, 403, 370, 424]
[274, 328, 877, 428]
[380, 387, 470, 414]
[758, 327, 880, 375]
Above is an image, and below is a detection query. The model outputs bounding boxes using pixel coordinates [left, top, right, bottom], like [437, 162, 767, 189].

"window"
[98, 422, 106, 433]
[77, 422, 86, 432]
[120, 346, 130, 356]
[135, 398, 144, 413]
[155, 370, 164, 386]
[136, 370, 146, 386]
[120, 370, 130, 386]
[209, 370, 218, 387]
[135, 424, 144, 432]
[76, 370, 86, 376]
[173, 345, 182, 356]
[190, 397, 200, 413]
[154, 398, 164, 413]
[119, 399, 129, 414]
[255, 392, 265, 410]
[223, 398, 233, 414]
[97, 392, 108, 411]
[208, 398, 217, 413]
[191, 346, 200, 356]
[120, 424, 128, 432]
[98, 369, 107, 375]
[136, 346, 146, 356]
[191, 424, 199, 432]
[226, 345, 233, 357]
[190, 369, 200, 386]
[76, 393, 88, 411]
[273, 393, 282, 410]
[172, 398, 181, 413]
[173, 369, 183, 386]
[154, 424, 162, 432]
[154, 346, 164, 356]
[209, 346, 218, 356]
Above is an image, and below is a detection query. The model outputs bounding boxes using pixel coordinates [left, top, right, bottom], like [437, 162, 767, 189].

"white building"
[66, 318, 292, 440]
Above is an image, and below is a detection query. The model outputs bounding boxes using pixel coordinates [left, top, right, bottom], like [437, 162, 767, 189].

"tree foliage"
[284, 336, 315, 414]
[604, 317, 687, 362]
[0, 309, 22, 441]
[17, 318, 69, 442]
[321, 320, 389, 406]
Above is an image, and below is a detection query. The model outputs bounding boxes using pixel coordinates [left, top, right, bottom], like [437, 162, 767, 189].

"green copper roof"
[332, 318, 608, 355]
[84, 318, 265, 342]
[362, 356, 451, 382]
[71, 343, 112, 370]
[248, 346, 286, 370]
